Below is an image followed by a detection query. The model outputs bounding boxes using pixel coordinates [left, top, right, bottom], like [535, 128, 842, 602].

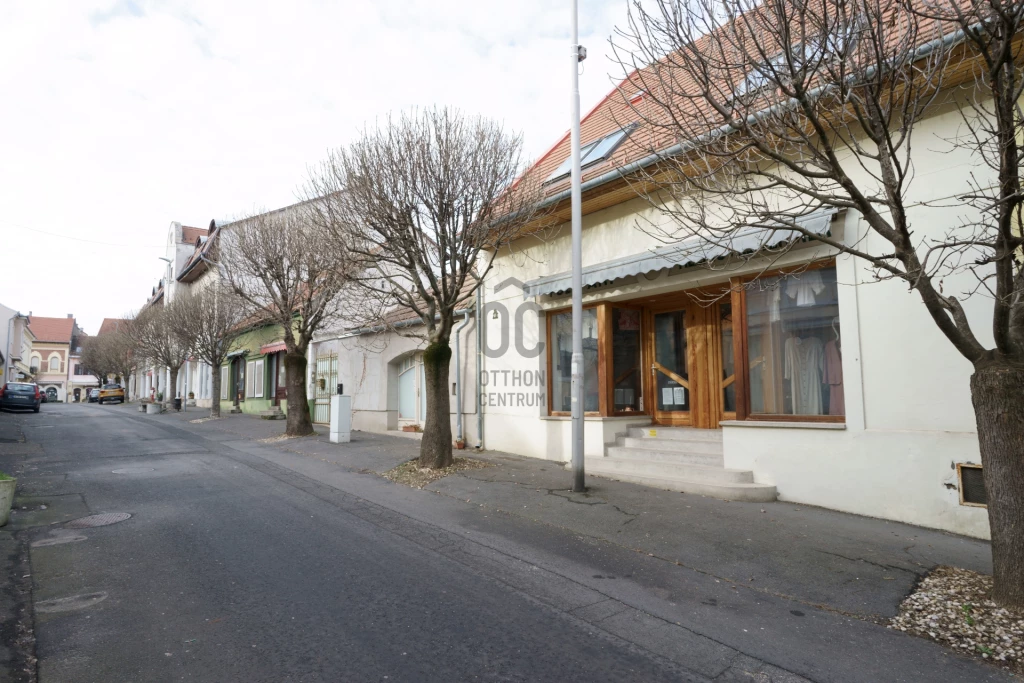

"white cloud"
[0, 0, 632, 333]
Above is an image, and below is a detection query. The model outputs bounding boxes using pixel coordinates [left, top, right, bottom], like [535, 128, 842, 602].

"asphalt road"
[0, 403, 1009, 683]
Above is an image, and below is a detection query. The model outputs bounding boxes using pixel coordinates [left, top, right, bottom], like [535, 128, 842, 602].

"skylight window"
[545, 126, 634, 183]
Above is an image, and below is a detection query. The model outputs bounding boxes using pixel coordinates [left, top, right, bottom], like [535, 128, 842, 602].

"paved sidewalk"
[133, 404, 991, 621]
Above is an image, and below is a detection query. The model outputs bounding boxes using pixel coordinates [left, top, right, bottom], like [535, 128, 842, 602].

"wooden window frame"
[605, 302, 648, 417]
[957, 463, 987, 508]
[732, 259, 846, 424]
[546, 303, 605, 417]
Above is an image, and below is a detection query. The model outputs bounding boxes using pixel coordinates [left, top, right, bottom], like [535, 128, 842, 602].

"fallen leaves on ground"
[890, 565, 1022, 674]
[383, 458, 491, 489]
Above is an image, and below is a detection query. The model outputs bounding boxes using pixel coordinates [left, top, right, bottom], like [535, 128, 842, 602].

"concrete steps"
[259, 408, 285, 420]
[587, 425, 777, 503]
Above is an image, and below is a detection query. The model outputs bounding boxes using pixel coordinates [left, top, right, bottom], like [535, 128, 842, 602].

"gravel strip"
[383, 457, 491, 489]
[889, 565, 1022, 674]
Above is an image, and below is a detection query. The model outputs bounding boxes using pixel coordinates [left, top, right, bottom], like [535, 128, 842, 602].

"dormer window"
[546, 126, 636, 183]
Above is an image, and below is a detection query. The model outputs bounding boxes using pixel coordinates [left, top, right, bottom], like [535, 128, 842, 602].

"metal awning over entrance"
[522, 209, 838, 298]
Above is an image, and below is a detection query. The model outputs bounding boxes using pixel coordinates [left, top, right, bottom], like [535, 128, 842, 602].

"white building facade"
[469, 87, 995, 540]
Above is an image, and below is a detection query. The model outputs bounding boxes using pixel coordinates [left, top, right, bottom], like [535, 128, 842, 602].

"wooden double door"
[643, 300, 736, 428]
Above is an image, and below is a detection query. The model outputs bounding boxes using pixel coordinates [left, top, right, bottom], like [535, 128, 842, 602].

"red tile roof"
[515, 0, 964, 218]
[181, 225, 208, 244]
[28, 316, 75, 344]
[98, 318, 128, 336]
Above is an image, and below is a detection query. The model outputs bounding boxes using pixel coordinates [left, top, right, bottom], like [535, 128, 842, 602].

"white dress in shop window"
[784, 336, 824, 415]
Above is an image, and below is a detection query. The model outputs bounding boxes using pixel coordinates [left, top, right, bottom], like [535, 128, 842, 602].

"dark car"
[88, 389, 100, 403]
[0, 382, 41, 412]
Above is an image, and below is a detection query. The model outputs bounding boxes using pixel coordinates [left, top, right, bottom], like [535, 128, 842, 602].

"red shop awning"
[260, 341, 287, 355]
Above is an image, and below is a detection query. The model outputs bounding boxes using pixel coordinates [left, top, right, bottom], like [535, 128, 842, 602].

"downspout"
[453, 311, 473, 443]
[475, 286, 484, 450]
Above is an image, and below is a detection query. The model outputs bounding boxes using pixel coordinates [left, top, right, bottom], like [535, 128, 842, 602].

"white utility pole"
[570, 0, 587, 492]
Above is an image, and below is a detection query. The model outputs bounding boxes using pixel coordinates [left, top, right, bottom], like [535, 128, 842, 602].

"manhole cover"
[111, 467, 155, 474]
[32, 533, 88, 548]
[35, 592, 107, 613]
[64, 512, 132, 528]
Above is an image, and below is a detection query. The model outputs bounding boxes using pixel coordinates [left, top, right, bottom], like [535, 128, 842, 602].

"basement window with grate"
[958, 464, 987, 507]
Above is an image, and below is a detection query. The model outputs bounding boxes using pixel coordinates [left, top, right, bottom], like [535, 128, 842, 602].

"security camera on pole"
[569, 0, 586, 493]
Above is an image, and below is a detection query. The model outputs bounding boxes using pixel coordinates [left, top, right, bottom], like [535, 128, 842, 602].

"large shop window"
[745, 266, 844, 417]
[549, 309, 599, 414]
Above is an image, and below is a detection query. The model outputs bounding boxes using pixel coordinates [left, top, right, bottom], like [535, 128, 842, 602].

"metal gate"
[313, 352, 337, 424]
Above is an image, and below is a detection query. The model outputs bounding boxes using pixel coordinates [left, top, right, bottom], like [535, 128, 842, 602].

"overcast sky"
[0, 0, 630, 335]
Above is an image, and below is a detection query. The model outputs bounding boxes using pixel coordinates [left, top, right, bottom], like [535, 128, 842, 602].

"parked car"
[0, 382, 41, 413]
[88, 389, 100, 403]
[97, 383, 125, 404]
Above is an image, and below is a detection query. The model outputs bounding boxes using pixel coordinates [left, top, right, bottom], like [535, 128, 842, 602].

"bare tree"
[131, 303, 189, 406]
[83, 318, 138, 397]
[80, 335, 115, 386]
[220, 207, 349, 436]
[306, 107, 544, 469]
[614, 0, 1024, 606]
[106, 323, 139, 398]
[166, 284, 245, 418]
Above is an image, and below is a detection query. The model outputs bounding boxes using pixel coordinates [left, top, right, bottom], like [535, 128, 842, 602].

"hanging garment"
[784, 336, 824, 415]
[822, 339, 845, 416]
[785, 271, 826, 307]
[769, 287, 782, 322]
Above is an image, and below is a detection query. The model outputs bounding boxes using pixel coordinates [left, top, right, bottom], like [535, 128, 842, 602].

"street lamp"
[569, 0, 586, 492]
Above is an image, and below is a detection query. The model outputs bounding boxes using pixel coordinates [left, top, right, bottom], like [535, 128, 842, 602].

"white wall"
[314, 315, 481, 445]
[475, 93, 996, 537]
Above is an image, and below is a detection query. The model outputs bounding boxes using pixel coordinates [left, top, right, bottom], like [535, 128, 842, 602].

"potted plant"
[0, 471, 16, 527]
[188, 391, 195, 400]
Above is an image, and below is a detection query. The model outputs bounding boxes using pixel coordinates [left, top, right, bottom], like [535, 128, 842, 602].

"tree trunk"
[211, 365, 221, 418]
[971, 362, 1024, 610]
[169, 367, 179, 407]
[285, 352, 314, 437]
[420, 340, 453, 469]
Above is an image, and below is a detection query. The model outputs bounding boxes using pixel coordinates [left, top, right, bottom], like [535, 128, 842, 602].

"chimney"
[67, 314, 73, 318]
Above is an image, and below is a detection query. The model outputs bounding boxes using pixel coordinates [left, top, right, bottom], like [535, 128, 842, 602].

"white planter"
[145, 403, 163, 415]
[0, 478, 16, 527]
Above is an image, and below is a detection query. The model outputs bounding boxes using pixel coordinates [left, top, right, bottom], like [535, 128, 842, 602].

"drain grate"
[65, 512, 132, 528]
[111, 467, 155, 474]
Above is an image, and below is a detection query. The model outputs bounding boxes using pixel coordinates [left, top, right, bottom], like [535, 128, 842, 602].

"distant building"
[0, 303, 34, 384]
[28, 314, 95, 402]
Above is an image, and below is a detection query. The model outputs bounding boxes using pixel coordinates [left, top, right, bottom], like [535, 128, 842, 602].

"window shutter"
[246, 361, 255, 397]
[254, 360, 264, 398]
[220, 366, 229, 400]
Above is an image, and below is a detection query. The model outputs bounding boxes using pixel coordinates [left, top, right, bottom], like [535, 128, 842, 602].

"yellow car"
[98, 383, 126, 404]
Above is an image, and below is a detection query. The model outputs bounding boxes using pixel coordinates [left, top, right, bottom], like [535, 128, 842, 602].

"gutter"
[475, 286, 483, 449]
[453, 311, 473, 443]
[531, 26, 971, 214]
